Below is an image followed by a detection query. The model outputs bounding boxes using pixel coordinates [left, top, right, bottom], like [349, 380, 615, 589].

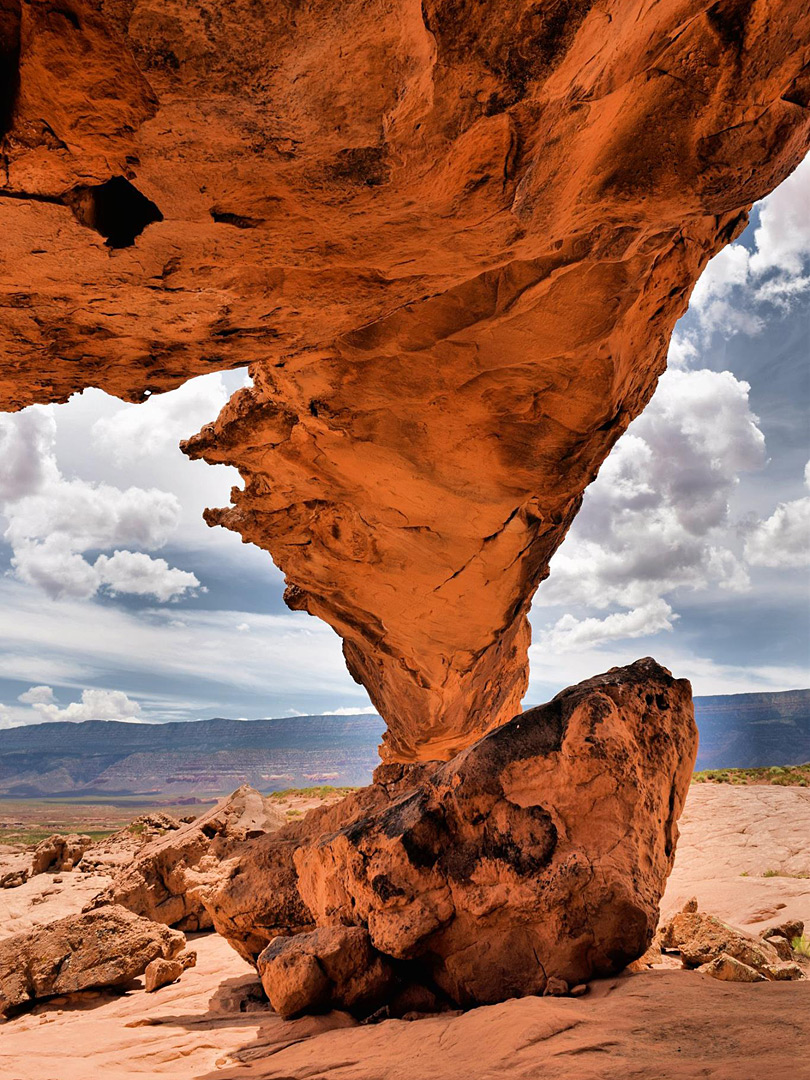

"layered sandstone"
[1, 2, 809, 758]
[206, 659, 699, 1009]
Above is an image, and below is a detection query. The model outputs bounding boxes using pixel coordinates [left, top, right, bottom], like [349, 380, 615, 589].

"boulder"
[759, 920, 804, 943]
[698, 954, 766, 984]
[763, 936, 794, 962]
[762, 962, 806, 982]
[0, 869, 28, 889]
[257, 927, 393, 1019]
[31, 834, 92, 876]
[0, 905, 185, 1015]
[90, 786, 286, 930]
[179, 950, 197, 970]
[218, 659, 696, 1010]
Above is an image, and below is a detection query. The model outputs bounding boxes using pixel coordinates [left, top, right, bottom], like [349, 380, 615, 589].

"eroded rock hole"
[0, 0, 21, 139]
[67, 176, 163, 248]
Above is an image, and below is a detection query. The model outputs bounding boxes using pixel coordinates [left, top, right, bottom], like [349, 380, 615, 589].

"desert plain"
[0, 778, 807, 1080]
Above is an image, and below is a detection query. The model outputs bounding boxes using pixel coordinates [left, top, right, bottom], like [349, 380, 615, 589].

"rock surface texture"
[1, 2, 809, 760]
[200, 767, 436, 963]
[212, 660, 699, 1009]
[91, 785, 286, 930]
[0, 904, 186, 1015]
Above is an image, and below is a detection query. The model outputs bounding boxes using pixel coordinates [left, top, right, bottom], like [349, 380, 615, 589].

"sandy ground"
[0, 784, 807, 1080]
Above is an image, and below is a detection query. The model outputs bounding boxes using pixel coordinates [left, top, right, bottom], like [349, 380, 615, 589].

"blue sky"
[0, 158, 808, 727]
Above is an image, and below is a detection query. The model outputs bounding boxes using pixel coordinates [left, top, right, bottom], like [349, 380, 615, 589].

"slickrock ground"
[0, 782, 807, 1080]
[2, 1, 810, 759]
[662, 784, 810, 933]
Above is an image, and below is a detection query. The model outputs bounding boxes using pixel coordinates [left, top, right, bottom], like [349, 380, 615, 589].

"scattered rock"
[762, 962, 806, 981]
[144, 958, 184, 993]
[543, 978, 569, 997]
[662, 905, 805, 981]
[31, 834, 92, 876]
[570, 984, 589, 998]
[0, 869, 28, 889]
[759, 920, 804, 943]
[698, 954, 766, 983]
[764, 936, 794, 961]
[257, 927, 393, 1019]
[179, 950, 197, 970]
[89, 786, 285, 930]
[668, 913, 780, 971]
[0, 905, 185, 1015]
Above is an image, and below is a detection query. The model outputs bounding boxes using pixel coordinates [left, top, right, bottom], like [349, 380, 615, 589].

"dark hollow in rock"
[0, 0, 21, 139]
[66, 176, 163, 248]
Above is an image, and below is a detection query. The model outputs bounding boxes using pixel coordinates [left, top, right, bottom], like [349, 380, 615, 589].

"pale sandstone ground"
[0, 784, 807, 1080]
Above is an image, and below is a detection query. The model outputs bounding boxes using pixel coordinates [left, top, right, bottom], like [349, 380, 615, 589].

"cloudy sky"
[1, 158, 808, 728]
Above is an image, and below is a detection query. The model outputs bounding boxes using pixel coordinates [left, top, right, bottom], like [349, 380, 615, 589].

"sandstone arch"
[1, 0, 808, 759]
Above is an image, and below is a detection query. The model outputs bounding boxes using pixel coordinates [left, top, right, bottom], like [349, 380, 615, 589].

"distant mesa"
[0, 692, 806, 799]
[0, 712, 386, 798]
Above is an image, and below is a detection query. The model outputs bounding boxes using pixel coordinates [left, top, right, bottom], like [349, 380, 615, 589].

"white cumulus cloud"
[749, 154, 810, 277]
[744, 461, 810, 569]
[686, 155, 810, 336]
[91, 374, 231, 464]
[17, 685, 56, 705]
[539, 366, 765, 617]
[539, 600, 676, 653]
[32, 688, 142, 723]
[94, 551, 201, 602]
[0, 403, 201, 602]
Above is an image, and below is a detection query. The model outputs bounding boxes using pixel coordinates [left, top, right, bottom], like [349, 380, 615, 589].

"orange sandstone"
[1, 2, 809, 758]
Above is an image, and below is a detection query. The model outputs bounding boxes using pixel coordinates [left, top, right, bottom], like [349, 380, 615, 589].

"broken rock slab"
[90, 785, 286, 930]
[201, 766, 436, 963]
[697, 954, 767, 983]
[0, 869, 28, 889]
[0, 905, 185, 1015]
